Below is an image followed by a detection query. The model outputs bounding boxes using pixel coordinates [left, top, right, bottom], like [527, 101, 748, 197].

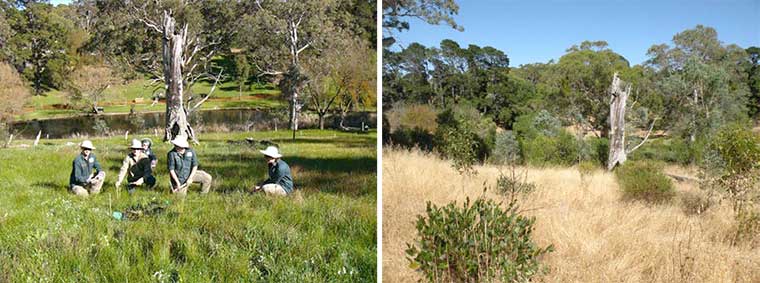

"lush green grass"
[0, 129, 377, 282]
[21, 79, 283, 120]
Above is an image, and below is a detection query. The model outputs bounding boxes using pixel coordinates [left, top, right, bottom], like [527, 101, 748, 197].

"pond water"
[11, 109, 376, 139]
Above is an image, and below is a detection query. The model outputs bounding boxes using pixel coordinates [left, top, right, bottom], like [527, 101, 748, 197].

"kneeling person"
[115, 139, 156, 194]
[254, 146, 294, 196]
[69, 140, 105, 196]
[168, 135, 212, 195]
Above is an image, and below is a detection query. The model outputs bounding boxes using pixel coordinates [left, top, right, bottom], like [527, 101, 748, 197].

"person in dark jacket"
[69, 140, 105, 197]
[167, 135, 213, 196]
[253, 146, 294, 196]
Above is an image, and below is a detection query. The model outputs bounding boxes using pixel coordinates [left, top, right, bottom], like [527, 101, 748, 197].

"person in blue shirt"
[167, 135, 213, 196]
[69, 140, 106, 197]
[254, 146, 294, 196]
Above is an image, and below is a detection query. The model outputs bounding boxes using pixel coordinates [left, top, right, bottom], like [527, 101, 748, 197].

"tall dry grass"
[383, 148, 760, 282]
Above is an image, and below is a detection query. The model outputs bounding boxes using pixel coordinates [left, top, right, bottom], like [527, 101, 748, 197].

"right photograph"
[382, 1, 760, 282]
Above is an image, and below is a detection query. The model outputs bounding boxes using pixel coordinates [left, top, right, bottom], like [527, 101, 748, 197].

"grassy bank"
[20, 79, 283, 120]
[0, 130, 376, 282]
[383, 148, 760, 282]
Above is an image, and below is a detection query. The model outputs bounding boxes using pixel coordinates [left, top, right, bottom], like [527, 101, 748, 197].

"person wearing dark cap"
[69, 140, 105, 197]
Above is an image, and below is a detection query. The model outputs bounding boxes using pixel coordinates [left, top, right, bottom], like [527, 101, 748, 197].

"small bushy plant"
[700, 125, 760, 245]
[92, 118, 110, 136]
[491, 131, 520, 165]
[496, 168, 536, 202]
[406, 197, 552, 282]
[521, 130, 579, 166]
[615, 161, 675, 204]
[435, 109, 479, 175]
[389, 126, 434, 151]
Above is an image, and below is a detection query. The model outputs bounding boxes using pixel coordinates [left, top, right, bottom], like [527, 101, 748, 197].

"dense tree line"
[384, 25, 760, 165]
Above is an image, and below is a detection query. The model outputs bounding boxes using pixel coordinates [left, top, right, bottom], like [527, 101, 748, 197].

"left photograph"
[0, 0, 377, 281]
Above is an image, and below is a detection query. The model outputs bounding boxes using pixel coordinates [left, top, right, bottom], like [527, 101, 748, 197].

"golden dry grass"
[382, 148, 760, 282]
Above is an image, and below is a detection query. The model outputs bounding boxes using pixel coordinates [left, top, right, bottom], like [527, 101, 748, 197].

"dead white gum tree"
[135, 9, 222, 143]
[607, 72, 656, 171]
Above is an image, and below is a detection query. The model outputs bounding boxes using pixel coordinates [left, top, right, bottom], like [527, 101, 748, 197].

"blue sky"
[392, 0, 760, 67]
[49, 0, 71, 5]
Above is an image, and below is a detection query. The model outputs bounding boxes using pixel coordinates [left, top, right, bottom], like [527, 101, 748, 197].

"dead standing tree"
[130, 5, 225, 143]
[607, 72, 656, 170]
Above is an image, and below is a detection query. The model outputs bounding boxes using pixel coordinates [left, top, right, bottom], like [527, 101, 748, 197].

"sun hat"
[130, 139, 143, 149]
[170, 135, 190, 148]
[259, 146, 282, 158]
[80, 140, 96, 150]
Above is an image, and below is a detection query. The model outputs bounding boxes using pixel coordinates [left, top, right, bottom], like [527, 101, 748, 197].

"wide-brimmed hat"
[130, 139, 143, 149]
[259, 146, 282, 158]
[170, 135, 190, 148]
[80, 140, 95, 150]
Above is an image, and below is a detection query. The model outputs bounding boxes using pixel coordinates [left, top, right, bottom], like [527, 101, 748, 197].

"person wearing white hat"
[68, 140, 106, 196]
[253, 146, 294, 196]
[167, 135, 213, 195]
[115, 139, 156, 194]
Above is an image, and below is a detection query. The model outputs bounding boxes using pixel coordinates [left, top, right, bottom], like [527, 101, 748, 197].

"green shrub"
[700, 125, 760, 245]
[628, 138, 693, 165]
[708, 124, 760, 175]
[521, 130, 579, 166]
[492, 131, 520, 165]
[581, 137, 608, 166]
[615, 161, 675, 203]
[496, 169, 536, 201]
[435, 109, 479, 175]
[406, 197, 552, 282]
[513, 110, 561, 139]
[389, 126, 434, 151]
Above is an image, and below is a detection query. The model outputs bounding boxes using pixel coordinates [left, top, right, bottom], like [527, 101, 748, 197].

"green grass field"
[0, 129, 377, 282]
[20, 79, 284, 120]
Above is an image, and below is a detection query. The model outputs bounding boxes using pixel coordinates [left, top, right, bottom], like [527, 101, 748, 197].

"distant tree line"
[384, 25, 760, 166]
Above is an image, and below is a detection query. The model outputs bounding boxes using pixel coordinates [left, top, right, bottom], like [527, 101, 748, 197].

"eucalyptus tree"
[746, 46, 760, 117]
[239, 0, 338, 140]
[647, 25, 750, 143]
[5, 1, 72, 95]
[382, 0, 462, 47]
[554, 40, 631, 137]
[304, 36, 374, 130]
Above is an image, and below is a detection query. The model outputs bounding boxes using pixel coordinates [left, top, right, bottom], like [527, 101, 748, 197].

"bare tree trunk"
[607, 72, 631, 171]
[33, 130, 41, 147]
[690, 87, 699, 143]
[318, 112, 325, 130]
[290, 91, 298, 140]
[5, 134, 13, 148]
[161, 12, 195, 142]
